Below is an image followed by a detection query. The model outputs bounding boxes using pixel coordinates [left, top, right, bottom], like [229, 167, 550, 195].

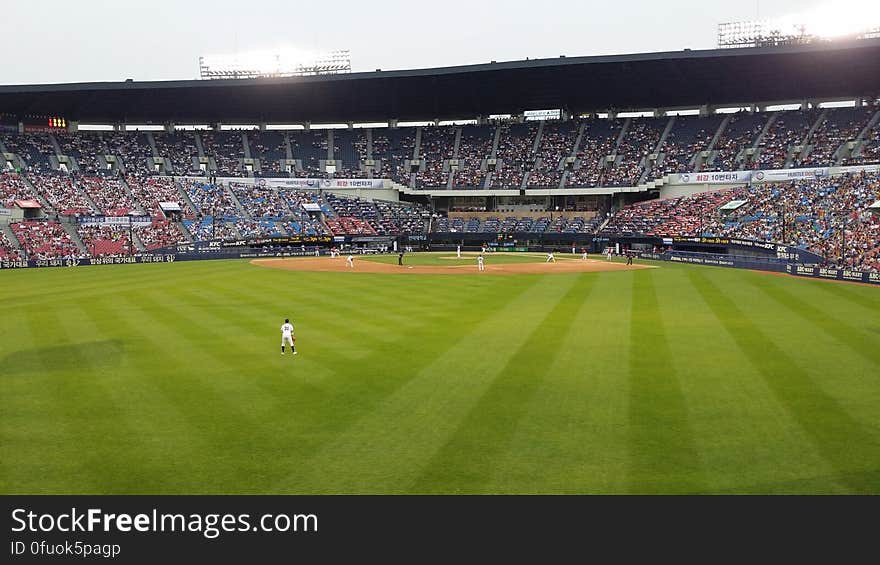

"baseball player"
[546, 251, 556, 263]
[281, 318, 297, 355]
[457, 245, 461, 258]
[477, 254, 484, 272]
[582, 247, 588, 261]
[347, 254, 354, 268]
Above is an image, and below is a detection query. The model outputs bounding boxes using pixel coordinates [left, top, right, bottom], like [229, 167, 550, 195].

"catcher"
[281, 318, 297, 355]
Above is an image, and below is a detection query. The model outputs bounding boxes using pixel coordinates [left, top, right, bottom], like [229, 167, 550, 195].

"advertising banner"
[674, 171, 752, 184]
[786, 264, 880, 285]
[750, 167, 830, 183]
[262, 178, 385, 190]
[670, 236, 823, 264]
[77, 216, 152, 227]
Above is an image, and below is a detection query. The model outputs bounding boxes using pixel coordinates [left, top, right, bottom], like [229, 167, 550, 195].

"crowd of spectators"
[233, 218, 284, 238]
[335, 129, 370, 178]
[32, 175, 95, 215]
[79, 177, 137, 216]
[201, 132, 245, 177]
[324, 217, 376, 236]
[0, 133, 55, 174]
[153, 133, 201, 176]
[453, 125, 493, 189]
[528, 121, 578, 188]
[603, 172, 880, 271]
[291, 131, 327, 177]
[752, 110, 817, 169]
[849, 127, 880, 165]
[104, 132, 154, 176]
[602, 119, 664, 187]
[77, 224, 133, 257]
[10, 221, 81, 259]
[492, 123, 539, 188]
[138, 219, 188, 250]
[0, 173, 37, 207]
[415, 126, 456, 188]
[796, 107, 874, 167]
[248, 131, 288, 177]
[184, 217, 238, 242]
[3, 109, 880, 187]
[0, 229, 21, 259]
[54, 132, 107, 175]
[231, 183, 291, 218]
[431, 213, 600, 234]
[706, 112, 766, 172]
[186, 181, 240, 218]
[657, 115, 723, 175]
[566, 120, 622, 188]
[126, 176, 191, 218]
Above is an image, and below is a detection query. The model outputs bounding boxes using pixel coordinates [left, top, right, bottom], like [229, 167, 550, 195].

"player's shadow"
[1, 339, 124, 376]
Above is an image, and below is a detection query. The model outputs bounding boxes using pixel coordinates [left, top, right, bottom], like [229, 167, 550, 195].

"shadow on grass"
[1, 339, 124, 376]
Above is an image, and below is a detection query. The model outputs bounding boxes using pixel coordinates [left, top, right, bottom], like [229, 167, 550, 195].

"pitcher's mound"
[252, 257, 654, 275]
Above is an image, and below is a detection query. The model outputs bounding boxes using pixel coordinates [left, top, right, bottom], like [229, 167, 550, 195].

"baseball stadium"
[2, 32, 880, 495]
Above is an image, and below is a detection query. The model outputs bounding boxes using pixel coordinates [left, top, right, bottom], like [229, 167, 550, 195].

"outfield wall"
[637, 251, 880, 286]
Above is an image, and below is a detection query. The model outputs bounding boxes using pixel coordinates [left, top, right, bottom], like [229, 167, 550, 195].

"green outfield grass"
[1, 254, 879, 494]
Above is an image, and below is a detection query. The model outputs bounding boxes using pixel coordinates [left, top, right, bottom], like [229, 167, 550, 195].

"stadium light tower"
[199, 49, 351, 80]
[718, 2, 880, 48]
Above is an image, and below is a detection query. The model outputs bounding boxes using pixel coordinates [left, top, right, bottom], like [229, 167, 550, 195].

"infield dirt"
[252, 256, 655, 275]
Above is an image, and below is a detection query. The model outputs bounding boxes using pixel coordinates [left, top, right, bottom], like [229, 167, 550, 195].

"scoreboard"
[20, 115, 68, 132]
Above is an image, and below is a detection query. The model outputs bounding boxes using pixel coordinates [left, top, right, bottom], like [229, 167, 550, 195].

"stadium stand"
[153, 132, 201, 176]
[138, 218, 188, 250]
[452, 125, 493, 189]
[566, 119, 622, 187]
[126, 176, 191, 218]
[201, 131, 245, 177]
[0, 173, 38, 207]
[77, 224, 133, 257]
[603, 172, 880, 271]
[32, 175, 95, 216]
[416, 126, 456, 188]
[248, 131, 288, 177]
[290, 130, 327, 177]
[528, 120, 579, 188]
[11, 221, 80, 259]
[492, 123, 538, 188]
[0, 229, 21, 260]
[0, 133, 55, 174]
[705, 112, 767, 172]
[104, 132, 155, 176]
[79, 177, 137, 216]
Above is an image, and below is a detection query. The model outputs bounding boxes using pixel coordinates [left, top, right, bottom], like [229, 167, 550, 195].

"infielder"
[281, 318, 297, 355]
[347, 254, 354, 268]
[546, 252, 556, 263]
[582, 247, 588, 260]
[477, 254, 484, 271]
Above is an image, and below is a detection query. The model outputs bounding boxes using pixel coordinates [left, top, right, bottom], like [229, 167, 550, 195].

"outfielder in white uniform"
[281, 318, 297, 355]
[347, 255, 354, 268]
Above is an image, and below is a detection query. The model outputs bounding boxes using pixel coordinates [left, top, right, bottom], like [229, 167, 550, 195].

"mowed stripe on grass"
[1, 258, 879, 493]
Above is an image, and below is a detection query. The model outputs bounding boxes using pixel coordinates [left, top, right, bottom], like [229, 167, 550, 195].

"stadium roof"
[2, 39, 880, 124]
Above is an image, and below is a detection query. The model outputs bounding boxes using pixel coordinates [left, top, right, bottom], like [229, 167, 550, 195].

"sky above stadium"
[4, 0, 877, 85]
